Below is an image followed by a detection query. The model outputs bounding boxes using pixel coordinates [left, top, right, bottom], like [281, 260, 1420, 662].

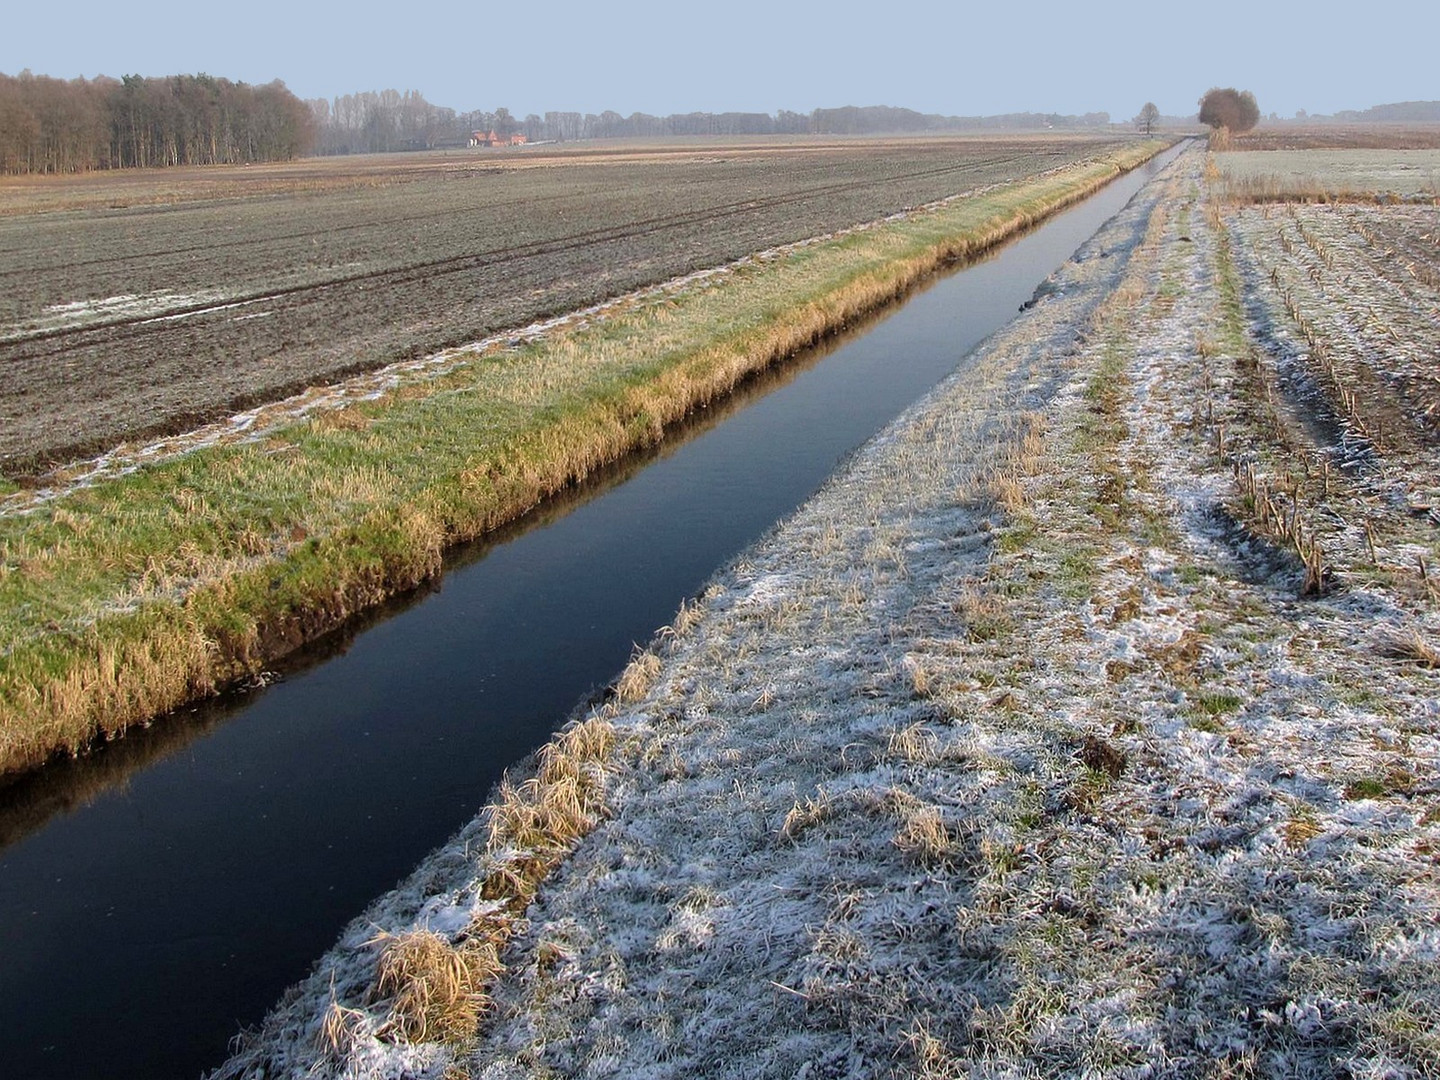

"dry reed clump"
[315, 993, 369, 1058]
[893, 803, 958, 865]
[667, 598, 705, 639]
[984, 467, 1027, 514]
[1374, 626, 1440, 668]
[363, 715, 617, 1050]
[904, 656, 935, 699]
[613, 648, 663, 704]
[878, 788, 964, 865]
[370, 929, 503, 1043]
[887, 721, 941, 765]
[486, 717, 615, 864]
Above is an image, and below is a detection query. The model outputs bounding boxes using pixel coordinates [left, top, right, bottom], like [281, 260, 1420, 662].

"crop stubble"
[0, 136, 1121, 475]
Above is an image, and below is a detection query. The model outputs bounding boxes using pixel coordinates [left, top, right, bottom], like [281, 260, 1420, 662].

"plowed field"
[0, 136, 1121, 475]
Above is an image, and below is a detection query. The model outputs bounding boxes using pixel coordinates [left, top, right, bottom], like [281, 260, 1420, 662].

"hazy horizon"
[4, 0, 1437, 123]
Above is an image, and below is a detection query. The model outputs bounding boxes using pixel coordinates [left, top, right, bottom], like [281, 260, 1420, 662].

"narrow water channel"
[0, 144, 1182, 1080]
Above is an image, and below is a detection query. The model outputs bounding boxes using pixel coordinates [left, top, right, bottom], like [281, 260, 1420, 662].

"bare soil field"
[1228, 125, 1440, 152]
[0, 135, 1120, 475]
[215, 146, 1440, 1079]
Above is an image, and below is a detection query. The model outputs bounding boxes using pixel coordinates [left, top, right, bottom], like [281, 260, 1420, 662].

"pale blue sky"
[4, 0, 1436, 121]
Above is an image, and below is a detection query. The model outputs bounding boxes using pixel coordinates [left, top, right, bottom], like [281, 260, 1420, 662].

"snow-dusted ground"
[1216, 150, 1440, 199]
[214, 149, 1439, 1079]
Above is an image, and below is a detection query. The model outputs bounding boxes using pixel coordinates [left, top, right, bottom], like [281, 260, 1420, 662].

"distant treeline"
[0, 68, 1125, 174]
[1319, 101, 1440, 124]
[308, 94, 1115, 155]
[0, 70, 314, 173]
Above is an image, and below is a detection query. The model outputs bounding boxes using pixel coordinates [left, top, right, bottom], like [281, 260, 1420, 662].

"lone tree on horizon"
[1134, 102, 1160, 134]
[1198, 87, 1260, 133]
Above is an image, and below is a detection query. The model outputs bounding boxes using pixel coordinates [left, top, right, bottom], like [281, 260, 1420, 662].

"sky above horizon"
[4, 0, 1436, 123]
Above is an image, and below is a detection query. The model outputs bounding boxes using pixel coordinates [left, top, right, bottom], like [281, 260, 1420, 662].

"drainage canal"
[0, 144, 1183, 1080]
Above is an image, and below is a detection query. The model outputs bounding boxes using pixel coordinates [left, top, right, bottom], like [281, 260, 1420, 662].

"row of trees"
[303, 95, 1118, 155]
[8, 70, 1234, 174]
[0, 70, 315, 173]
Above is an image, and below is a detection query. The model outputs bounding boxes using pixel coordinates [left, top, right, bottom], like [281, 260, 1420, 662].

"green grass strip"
[0, 141, 1169, 776]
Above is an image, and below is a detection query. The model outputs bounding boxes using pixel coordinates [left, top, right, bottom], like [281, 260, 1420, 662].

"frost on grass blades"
[215, 147, 1438, 1077]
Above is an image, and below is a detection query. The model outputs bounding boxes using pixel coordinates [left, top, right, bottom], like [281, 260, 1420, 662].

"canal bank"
[2, 145, 1183, 1080]
[211, 148, 1205, 1077]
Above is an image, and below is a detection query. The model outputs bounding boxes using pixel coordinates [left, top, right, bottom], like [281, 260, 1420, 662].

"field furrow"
[0, 138, 1117, 474]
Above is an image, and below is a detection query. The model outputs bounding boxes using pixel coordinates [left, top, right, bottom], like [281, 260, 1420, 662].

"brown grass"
[1376, 627, 1440, 668]
[894, 803, 958, 865]
[316, 995, 368, 1058]
[888, 721, 942, 765]
[364, 714, 617, 1047]
[781, 792, 834, 841]
[370, 929, 503, 1043]
[613, 649, 663, 704]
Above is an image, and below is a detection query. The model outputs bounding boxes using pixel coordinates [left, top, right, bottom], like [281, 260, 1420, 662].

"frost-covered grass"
[1215, 149, 1440, 202]
[212, 147, 1439, 1079]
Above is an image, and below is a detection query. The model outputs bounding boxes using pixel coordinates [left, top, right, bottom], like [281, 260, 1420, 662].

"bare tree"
[1134, 102, 1160, 135]
[0, 70, 314, 174]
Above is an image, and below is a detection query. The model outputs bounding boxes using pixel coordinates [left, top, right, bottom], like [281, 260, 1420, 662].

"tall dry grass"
[363, 712, 617, 1047]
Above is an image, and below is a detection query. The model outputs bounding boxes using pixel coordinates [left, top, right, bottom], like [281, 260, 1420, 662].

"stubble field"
[0, 135, 1120, 475]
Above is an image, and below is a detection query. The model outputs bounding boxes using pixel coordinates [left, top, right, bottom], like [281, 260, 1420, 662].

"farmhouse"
[469, 129, 527, 148]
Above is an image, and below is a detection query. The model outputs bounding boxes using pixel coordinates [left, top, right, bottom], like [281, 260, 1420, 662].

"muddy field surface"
[0, 136, 1119, 475]
[1229, 126, 1440, 152]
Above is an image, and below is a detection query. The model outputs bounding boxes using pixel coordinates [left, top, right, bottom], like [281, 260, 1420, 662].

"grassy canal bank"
[0, 140, 1167, 778]
[217, 144, 1439, 1080]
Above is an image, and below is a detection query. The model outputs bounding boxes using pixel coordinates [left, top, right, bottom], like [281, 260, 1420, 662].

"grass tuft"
[315, 994, 368, 1058]
[1376, 627, 1440, 668]
[614, 649, 663, 704]
[370, 929, 501, 1044]
[364, 713, 617, 1049]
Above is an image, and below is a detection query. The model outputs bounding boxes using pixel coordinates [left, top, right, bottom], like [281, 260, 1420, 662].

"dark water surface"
[0, 145, 1181, 1079]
